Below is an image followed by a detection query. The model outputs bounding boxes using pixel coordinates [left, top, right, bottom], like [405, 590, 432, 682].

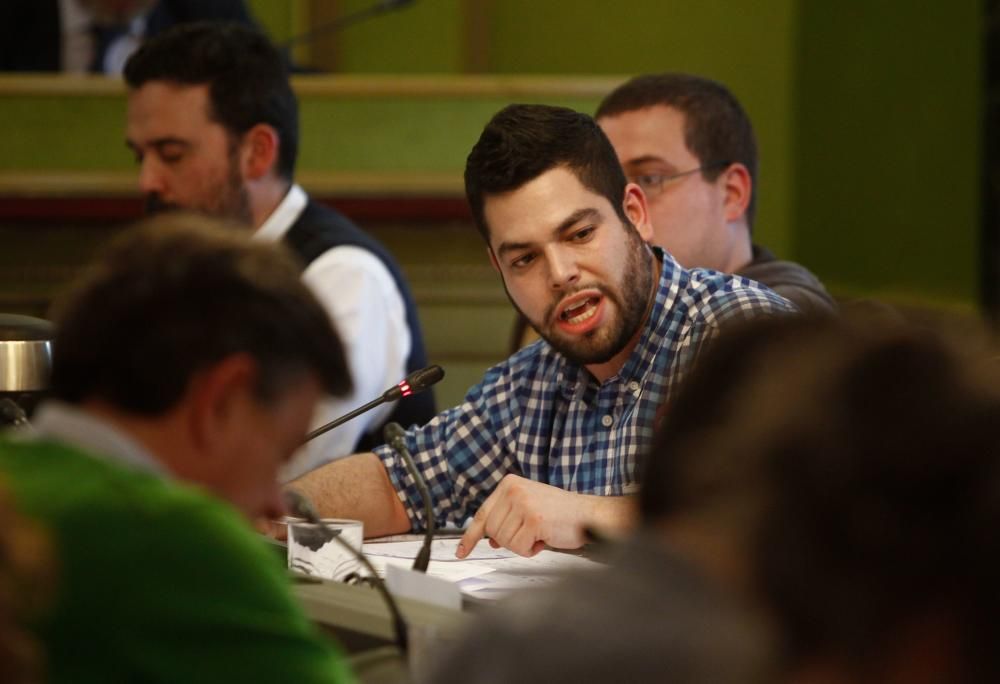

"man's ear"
[187, 354, 259, 453]
[241, 124, 280, 181]
[623, 182, 654, 243]
[721, 163, 752, 223]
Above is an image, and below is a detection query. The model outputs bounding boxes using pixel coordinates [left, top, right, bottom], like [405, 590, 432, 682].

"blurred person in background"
[123, 22, 435, 478]
[597, 73, 834, 314]
[0, 0, 255, 74]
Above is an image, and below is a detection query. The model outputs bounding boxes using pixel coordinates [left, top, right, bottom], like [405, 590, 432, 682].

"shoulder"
[0, 442, 278, 589]
[677, 266, 797, 326]
[294, 199, 361, 232]
[738, 247, 836, 315]
[466, 338, 566, 404]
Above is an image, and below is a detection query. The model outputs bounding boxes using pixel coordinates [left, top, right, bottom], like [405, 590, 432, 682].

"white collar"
[254, 184, 308, 243]
[32, 401, 170, 478]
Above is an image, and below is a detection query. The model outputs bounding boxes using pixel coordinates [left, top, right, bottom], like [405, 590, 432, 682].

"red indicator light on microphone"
[398, 381, 412, 397]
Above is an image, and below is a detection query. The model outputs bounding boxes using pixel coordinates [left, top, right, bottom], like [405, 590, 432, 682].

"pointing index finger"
[456, 516, 486, 558]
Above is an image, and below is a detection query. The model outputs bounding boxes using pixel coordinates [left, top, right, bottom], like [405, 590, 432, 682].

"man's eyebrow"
[623, 154, 675, 170]
[125, 137, 191, 152]
[495, 207, 602, 259]
[554, 207, 601, 235]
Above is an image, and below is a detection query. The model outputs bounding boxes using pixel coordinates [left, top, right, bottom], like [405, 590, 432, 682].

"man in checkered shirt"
[289, 104, 793, 557]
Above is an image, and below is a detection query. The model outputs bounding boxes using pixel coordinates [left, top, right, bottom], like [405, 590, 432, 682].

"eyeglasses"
[628, 161, 731, 198]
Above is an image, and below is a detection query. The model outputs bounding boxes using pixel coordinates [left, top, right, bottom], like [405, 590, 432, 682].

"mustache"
[144, 193, 181, 216]
[545, 285, 613, 326]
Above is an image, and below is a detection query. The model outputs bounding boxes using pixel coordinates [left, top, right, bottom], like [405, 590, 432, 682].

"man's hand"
[456, 474, 592, 558]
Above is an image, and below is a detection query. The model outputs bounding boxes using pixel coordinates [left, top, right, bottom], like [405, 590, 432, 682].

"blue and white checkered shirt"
[376, 249, 794, 529]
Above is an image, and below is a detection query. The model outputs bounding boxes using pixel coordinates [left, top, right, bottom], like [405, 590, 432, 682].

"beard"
[512, 223, 656, 366]
[144, 140, 253, 227]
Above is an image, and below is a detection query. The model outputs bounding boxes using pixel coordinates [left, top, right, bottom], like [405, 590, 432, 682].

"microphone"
[281, 0, 416, 51]
[303, 365, 444, 444]
[283, 490, 409, 653]
[384, 422, 434, 572]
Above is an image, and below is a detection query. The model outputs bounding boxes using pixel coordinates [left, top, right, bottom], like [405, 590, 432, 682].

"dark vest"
[284, 200, 436, 451]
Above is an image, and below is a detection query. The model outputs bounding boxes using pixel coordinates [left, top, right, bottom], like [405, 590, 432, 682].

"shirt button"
[601, 414, 613, 427]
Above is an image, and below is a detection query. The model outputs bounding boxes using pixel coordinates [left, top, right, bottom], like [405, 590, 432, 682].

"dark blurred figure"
[0, 0, 254, 74]
[647, 315, 1000, 683]
[426, 314, 1000, 684]
[0, 482, 51, 684]
[0, 213, 354, 682]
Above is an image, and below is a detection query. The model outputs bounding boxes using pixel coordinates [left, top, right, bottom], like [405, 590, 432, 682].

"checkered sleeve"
[374, 360, 526, 530]
[677, 274, 798, 374]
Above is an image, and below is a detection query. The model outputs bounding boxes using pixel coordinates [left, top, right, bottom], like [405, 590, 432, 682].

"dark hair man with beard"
[122, 22, 434, 480]
[288, 104, 793, 558]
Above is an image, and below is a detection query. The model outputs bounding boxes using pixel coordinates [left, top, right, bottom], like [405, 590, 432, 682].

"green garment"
[0, 438, 354, 684]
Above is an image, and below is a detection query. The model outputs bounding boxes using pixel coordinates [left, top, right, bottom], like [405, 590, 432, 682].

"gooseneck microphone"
[303, 365, 444, 444]
[283, 490, 409, 653]
[384, 422, 434, 572]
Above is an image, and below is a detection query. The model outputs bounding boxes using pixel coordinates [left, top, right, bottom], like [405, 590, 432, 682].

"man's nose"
[137, 157, 166, 196]
[547, 247, 581, 290]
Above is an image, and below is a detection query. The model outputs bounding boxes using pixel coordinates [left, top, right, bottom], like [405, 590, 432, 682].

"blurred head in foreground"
[50, 213, 351, 518]
[644, 314, 1000, 684]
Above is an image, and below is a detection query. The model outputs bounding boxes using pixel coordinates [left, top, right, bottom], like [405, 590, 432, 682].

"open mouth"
[553, 291, 605, 333]
[560, 296, 601, 325]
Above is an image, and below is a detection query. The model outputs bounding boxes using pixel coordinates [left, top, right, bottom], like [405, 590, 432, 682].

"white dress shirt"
[254, 185, 411, 481]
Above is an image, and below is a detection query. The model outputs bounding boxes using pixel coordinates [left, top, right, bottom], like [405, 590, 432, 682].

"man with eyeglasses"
[597, 73, 835, 315]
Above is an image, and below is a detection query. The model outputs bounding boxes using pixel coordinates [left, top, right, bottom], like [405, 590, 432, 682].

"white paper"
[364, 538, 603, 601]
[364, 538, 515, 562]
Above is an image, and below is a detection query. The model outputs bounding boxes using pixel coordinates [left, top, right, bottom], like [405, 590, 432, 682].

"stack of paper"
[363, 538, 601, 600]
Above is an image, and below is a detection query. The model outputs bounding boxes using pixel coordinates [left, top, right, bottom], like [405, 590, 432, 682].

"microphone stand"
[284, 491, 409, 654]
[384, 422, 434, 572]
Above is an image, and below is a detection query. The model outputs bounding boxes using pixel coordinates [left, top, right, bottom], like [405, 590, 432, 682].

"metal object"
[0, 314, 53, 393]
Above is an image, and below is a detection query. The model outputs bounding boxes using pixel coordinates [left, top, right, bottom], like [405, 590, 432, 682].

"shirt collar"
[253, 183, 308, 243]
[32, 401, 171, 478]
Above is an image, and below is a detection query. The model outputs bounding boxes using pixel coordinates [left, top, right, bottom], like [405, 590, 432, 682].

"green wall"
[795, 2, 982, 307]
[334, 0, 464, 73]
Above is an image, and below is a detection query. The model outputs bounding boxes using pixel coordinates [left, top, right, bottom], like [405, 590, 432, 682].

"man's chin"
[542, 329, 621, 366]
